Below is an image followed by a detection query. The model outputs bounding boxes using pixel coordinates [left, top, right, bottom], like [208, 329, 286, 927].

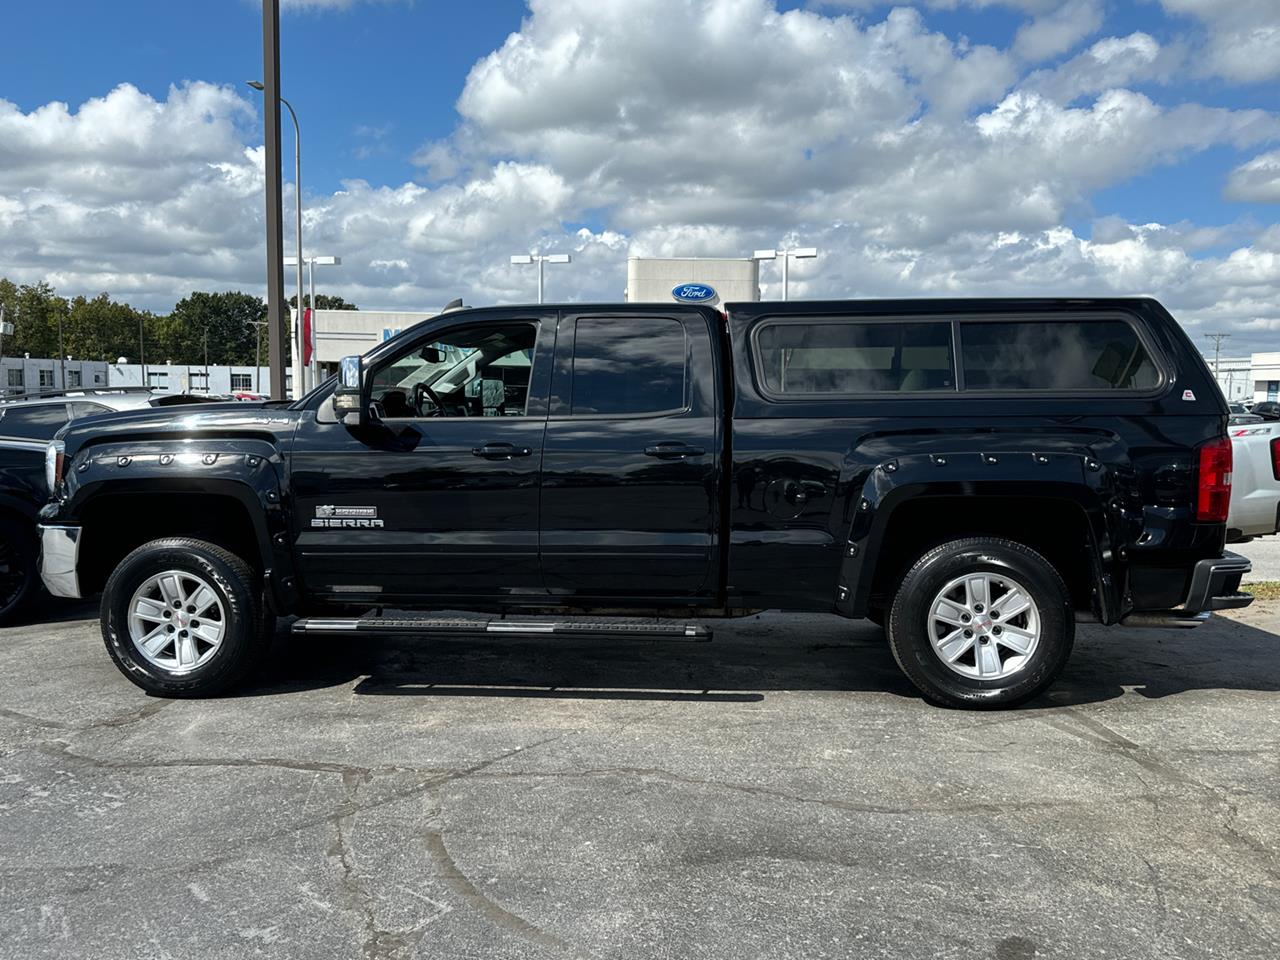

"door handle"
[644, 442, 706, 460]
[472, 442, 532, 460]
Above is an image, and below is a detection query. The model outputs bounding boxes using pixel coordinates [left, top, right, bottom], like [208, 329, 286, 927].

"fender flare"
[53, 438, 297, 612]
[832, 450, 1119, 622]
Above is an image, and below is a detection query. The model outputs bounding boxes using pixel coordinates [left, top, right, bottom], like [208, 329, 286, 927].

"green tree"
[161, 291, 270, 366]
[288, 293, 358, 311]
[65, 293, 155, 363]
[0, 280, 68, 360]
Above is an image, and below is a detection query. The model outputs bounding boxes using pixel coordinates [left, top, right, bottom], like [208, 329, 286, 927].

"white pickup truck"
[1228, 420, 1280, 542]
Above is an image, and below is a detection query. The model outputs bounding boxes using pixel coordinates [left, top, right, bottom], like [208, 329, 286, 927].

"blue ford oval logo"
[671, 283, 716, 303]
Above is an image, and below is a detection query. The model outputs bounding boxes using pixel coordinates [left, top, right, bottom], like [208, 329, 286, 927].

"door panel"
[539, 311, 721, 601]
[289, 314, 553, 605]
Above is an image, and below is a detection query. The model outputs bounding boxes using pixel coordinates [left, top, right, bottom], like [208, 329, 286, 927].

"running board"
[292, 616, 712, 641]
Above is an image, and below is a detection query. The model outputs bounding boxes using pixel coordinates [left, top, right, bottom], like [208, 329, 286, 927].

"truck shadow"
[239, 612, 1280, 708]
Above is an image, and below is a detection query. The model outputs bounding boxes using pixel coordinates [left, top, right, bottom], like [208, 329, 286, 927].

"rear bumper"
[38, 524, 82, 599]
[1117, 551, 1253, 627]
[1180, 551, 1253, 613]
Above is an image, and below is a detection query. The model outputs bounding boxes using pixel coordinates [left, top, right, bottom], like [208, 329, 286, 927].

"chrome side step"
[292, 616, 712, 641]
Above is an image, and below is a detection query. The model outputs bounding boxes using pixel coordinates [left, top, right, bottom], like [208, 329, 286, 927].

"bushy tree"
[289, 293, 358, 311]
[160, 291, 270, 366]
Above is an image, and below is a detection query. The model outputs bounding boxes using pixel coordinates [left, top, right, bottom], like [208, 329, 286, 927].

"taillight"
[1196, 436, 1232, 523]
[1272, 437, 1280, 481]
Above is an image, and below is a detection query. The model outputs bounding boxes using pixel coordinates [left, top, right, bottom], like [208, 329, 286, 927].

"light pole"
[0, 304, 11, 363]
[753, 247, 818, 300]
[247, 80, 304, 398]
[510, 253, 571, 304]
[285, 255, 341, 385]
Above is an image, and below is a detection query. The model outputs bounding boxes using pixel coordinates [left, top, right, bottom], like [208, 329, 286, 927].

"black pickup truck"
[37, 298, 1251, 708]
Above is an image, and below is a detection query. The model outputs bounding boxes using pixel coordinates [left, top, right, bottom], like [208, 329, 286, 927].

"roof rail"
[0, 386, 154, 404]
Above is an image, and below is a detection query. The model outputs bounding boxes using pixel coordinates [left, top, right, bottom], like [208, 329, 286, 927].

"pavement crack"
[0, 699, 170, 732]
[422, 830, 589, 958]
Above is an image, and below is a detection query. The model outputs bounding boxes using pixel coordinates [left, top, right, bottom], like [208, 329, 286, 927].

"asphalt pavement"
[1237, 536, 1280, 582]
[2, 601, 1278, 959]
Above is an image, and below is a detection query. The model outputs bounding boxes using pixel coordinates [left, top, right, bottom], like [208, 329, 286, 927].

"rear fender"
[834, 449, 1119, 622]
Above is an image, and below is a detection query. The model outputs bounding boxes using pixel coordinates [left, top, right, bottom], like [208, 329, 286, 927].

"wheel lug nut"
[963, 629, 973, 638]
[961, 613, 971, 623]
[974, 604, 984, 613]
[993, 626, 1002, 635]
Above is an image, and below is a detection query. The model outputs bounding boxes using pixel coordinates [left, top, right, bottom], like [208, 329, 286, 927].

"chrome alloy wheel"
[128, 570, 227, 674]
[927, 572, 1041, 680]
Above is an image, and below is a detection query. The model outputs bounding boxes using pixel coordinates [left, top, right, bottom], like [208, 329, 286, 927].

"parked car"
[1228, 402, 1263, 425]
[0, 388, 225, 623]
[1251, 401, 1280, 420]
[39, 298, 1250, 708]
[1228, 421, 1280, 542]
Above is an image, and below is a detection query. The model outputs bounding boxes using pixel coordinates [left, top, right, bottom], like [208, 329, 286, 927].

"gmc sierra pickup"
[38, 298, 1252, 708]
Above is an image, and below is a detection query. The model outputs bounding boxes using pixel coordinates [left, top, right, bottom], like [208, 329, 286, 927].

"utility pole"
[139, 316, 147, 386]
[261, 0, 288, 399]
[1204, 332, 1231, 379]
[0, 304, 9, 363]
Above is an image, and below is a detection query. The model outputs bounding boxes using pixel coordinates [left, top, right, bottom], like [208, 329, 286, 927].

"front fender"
[42, 437, 298, 612]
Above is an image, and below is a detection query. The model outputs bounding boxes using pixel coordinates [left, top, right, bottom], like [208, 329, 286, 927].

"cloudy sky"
[2, 0, 1278, 352]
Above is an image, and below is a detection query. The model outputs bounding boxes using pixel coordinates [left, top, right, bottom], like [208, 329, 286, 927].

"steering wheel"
[413, 382, 469, 416]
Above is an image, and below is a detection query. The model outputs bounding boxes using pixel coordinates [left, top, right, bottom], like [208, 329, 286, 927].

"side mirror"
[334, 355, 366, 427]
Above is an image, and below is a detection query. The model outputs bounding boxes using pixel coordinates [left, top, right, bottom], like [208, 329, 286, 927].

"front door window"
[369, 324, 536, 419]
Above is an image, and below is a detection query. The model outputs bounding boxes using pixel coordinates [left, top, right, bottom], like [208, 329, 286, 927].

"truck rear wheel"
[886, 537, 1073, 709]
[101, 538, 272, 697]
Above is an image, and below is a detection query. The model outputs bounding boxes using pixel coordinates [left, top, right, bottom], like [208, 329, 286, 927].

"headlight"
[45, 440, 66, 495]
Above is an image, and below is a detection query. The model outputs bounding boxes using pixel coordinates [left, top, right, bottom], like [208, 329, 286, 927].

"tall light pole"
[753, 247, 818, 300]
[247, 79, 304, 398]
[0, 304, 11, 364]
[286, 255, 341, 386]
[510, 253, 571, 304]
[256, 0, 287, 400]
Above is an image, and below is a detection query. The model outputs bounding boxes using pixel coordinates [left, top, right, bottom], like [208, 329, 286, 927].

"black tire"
[886, 537, 1073, 709]
[0, 516, 40, 627]
[101, 538, 272, 697]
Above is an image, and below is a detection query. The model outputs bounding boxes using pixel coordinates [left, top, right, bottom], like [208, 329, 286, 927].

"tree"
[65, 293, 154, 362]
[160, 291, 270, 366]
[0, 280, 68, 360]
[288, 293, 358, 311]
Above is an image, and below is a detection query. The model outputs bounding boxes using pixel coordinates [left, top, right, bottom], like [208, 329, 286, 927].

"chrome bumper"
[39, 524, 82, 599]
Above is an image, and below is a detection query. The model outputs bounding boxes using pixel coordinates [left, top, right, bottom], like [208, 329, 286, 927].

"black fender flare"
[832, 449, 1119, 622]
[48, 438, 297, 612]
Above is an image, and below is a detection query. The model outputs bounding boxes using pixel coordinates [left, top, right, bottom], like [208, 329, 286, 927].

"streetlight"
[752, 247, 818, 300]
[285, 255, 341, 384]
[510, 253, 571, 304]
[247, 80, 304, 397]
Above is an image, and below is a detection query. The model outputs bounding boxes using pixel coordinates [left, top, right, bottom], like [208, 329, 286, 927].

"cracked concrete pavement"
[1, 600, 1279, 959]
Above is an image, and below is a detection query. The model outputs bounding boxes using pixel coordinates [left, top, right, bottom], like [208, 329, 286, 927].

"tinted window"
[0, 403, 69, 440]
[571, 318, 686, 416]
[961, 319, 1160, 391]
[755, 320, 955, 395]
[70, 402, 111, 419]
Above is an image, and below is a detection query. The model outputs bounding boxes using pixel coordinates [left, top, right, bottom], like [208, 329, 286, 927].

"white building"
[624, 257, 760, 305]
[1250, 353, 1280, 404]
[1, 356, 109, 396]
[105, 362, 289, 396]
[1207, 356, 1252, 403]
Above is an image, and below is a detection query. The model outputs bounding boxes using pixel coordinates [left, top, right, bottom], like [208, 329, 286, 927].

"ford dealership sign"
[671, 283, 717, 303]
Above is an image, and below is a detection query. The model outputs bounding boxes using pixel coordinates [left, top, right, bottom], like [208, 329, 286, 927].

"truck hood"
[56, 402, 303, 459]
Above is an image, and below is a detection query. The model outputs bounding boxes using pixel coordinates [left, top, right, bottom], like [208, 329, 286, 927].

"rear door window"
[570, 318, 687, 416]
[960, 319, 1160, 391]
[754, 320, 955, 395]
[0, 403, 69, 440]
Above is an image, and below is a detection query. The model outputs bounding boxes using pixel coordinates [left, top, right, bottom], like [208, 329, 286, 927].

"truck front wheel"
[101, 538, 272, 697]
[886, 537, 1073, 709]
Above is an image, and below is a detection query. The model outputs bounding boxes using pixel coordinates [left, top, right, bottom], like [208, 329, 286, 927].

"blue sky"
[1, 0, 1278, 348]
